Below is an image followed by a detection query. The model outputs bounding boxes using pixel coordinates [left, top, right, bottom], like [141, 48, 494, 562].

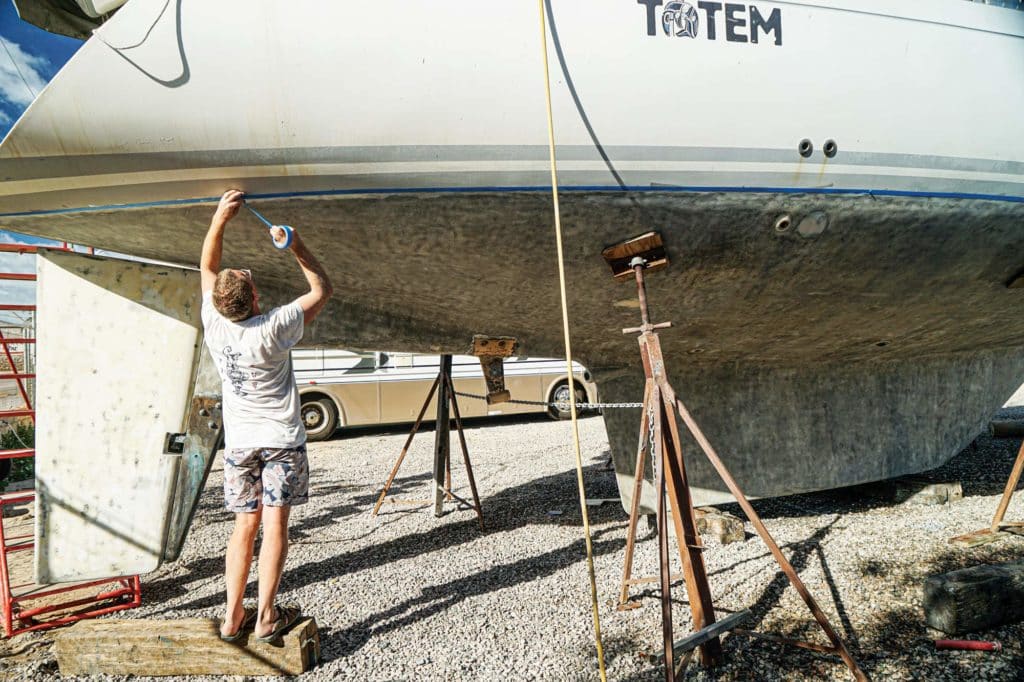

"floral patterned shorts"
[223, 445, 309, 512]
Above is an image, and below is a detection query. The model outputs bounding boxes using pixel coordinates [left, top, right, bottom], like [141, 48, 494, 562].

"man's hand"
[270, 226, 289, 248]
[213, 189, 244, 226]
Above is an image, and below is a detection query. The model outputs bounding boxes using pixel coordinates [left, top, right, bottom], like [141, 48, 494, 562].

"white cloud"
[0, 36, 49, 108]
[0, 109, 11, 126]
[0, 231, 60, 247]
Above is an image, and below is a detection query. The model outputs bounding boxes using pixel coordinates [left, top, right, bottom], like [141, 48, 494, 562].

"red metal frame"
[0, 243, 142, 638]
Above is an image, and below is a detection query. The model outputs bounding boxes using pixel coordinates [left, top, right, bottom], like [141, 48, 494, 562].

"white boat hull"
[2, 0, 1024, 533]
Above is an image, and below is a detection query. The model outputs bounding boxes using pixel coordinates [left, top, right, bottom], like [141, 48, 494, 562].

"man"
[199, 189, 333, 641]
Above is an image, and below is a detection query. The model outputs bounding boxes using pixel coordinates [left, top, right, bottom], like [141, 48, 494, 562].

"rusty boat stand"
[371, 354, 484, 530]
[610, 240, 867, 681]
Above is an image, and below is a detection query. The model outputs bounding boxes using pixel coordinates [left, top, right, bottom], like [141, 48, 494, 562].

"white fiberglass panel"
[34, 251, 200, 583]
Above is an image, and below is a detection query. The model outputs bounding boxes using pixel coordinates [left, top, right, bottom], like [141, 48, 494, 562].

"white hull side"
[0, 0, 1022, 214]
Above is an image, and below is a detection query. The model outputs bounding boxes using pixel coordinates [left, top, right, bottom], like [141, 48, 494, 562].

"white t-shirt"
[201, 291, 306, 449]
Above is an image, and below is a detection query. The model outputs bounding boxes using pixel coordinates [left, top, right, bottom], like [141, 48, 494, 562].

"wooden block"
[601, 232, 668, 281]
[924, 561, 1024, 635]
[989, 420, 1024, 438]
[862, 477, 962, 505]
[55, 617, 319, 676]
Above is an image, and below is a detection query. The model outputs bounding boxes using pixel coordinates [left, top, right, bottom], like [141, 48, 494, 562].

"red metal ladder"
[0, 243, 141, 637]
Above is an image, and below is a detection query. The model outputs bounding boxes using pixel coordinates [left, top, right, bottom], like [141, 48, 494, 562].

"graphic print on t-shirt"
[222, 346, 248, 397]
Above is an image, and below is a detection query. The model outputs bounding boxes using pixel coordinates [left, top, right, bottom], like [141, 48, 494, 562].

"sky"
[0, 4, 85, 311]
[0, 2, 82, 138]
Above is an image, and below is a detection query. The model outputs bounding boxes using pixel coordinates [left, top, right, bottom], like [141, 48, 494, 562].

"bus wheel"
[548, 381, 585, 420]
[301, 396, 338, 442]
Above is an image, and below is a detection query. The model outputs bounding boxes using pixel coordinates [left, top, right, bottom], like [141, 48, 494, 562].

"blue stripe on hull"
[2, 184, 1023, 219]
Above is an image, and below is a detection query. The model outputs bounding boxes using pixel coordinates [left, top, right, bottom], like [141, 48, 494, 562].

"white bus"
[293, 350, 599, 441]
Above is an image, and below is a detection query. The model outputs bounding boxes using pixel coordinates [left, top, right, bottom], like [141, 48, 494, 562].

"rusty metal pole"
[633, 256, 651, 328]
[651, 385, 675, 682]
[659, 385, 721, 666]
[627, 260, 721, 673]
[433, 354, 453, 517]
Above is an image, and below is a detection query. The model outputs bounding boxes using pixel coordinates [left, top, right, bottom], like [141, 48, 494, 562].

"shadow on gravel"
[141, 555, 227, 601]
[318, 527, 626, 661]
[146, 459, 623, 618]
[856, 540, 1024, 589]
[616, 516, 879, 682]
[718, 533, 1024, 682]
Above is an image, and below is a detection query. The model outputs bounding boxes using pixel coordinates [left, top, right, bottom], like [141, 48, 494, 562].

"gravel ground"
[3, 409, 1024, 681]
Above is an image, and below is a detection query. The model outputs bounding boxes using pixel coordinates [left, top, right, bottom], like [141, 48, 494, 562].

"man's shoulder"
[200, 291, 217, 324]
[261, 301, 304, 349]
[266, 301, 303, 324]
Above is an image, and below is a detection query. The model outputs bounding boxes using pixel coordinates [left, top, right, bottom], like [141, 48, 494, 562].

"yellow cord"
[537, 2, 608, 679]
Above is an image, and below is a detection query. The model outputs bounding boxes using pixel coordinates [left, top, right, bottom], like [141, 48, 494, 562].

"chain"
[452, 390, 643, 410]
[647, 399, 656, 456]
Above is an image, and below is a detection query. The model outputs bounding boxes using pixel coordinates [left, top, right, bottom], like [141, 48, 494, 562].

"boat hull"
[2, 0, 1024, 505]
[5, 190, 1024, 504]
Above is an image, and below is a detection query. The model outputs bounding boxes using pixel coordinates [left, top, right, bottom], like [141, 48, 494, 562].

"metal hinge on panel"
[163, 432, 186, 455]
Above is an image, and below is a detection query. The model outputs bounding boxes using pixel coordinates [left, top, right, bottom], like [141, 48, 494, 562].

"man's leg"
[222, 510, 261, 636]
[256, 505, 291, 633]
[254, 446, 308, 635]
[221, 447, 264, 637]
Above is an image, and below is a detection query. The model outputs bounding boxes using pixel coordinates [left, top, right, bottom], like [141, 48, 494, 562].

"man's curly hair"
[212, 269, 254, 322]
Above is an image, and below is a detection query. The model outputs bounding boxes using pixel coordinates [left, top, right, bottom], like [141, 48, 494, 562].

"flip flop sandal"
[254, 604, 301, 643]
[219, 606, 257, 642]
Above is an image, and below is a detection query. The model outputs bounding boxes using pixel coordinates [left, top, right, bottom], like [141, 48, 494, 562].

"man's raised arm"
[200, 189, 244, 292]
[284, 229, 334, 324]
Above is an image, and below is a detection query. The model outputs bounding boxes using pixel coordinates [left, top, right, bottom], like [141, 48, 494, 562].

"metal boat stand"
[950, 438, 1024, 547]
[371, 354, 484, 530]
[603, 234, 867, 681]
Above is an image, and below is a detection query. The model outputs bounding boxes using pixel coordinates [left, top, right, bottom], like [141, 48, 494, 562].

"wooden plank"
[55, 617, 319, 676]
[948, 528, 1012, 548]
[924, 562, 1024, 635]
[600, 231, 668, 280]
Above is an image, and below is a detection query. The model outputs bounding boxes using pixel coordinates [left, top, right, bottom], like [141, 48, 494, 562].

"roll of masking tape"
[270, 225, 294, 250]
[244, 202, 294, 250]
